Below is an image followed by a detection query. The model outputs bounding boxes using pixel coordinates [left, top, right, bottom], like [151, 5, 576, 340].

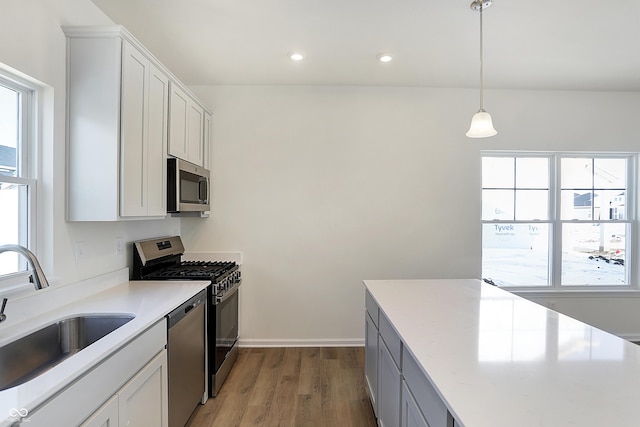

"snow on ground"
[483, 248, 625, 287]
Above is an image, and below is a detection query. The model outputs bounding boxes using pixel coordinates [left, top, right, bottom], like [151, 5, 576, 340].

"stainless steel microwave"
[167, 158, 210, 213]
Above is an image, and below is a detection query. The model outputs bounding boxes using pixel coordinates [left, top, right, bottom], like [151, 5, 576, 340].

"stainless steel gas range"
[132, 236, 241, 404]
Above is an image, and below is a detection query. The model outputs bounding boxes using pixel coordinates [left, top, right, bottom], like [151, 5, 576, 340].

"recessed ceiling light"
[289, 52, 304, 61]
[377, 53, 393, 63]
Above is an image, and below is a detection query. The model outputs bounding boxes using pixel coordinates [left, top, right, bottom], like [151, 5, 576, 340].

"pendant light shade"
[466, 109, 497, 138]
[467, 0, 497, 138]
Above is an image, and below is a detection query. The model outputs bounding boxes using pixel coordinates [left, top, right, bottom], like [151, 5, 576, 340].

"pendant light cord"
[479, 4, 484, 111]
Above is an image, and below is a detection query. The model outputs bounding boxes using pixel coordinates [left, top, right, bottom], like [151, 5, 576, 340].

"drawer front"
[402, 350, 448, 427]
[379, 311, 402, 369]
[365, 290, 379, 328]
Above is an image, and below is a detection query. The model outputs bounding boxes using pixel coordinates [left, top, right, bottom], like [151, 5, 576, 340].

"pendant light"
[466, 0, 497, 138]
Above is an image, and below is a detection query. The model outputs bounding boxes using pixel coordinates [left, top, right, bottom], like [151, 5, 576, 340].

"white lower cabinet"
[401, 380, 430, 427]
[27, 320, 167, 427]
[82, 350, 168, 427]
[118, 350, 168, 427]
[81, 395, 119, 427]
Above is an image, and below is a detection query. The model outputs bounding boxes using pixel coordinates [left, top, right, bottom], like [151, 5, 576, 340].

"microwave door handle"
[199, 180, 208, 203]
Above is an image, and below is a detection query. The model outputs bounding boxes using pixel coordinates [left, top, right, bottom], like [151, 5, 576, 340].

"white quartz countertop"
[0, 272, 208, 426]
[364, 279, 640, 427]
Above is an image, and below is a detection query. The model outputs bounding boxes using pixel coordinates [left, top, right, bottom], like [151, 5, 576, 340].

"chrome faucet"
[0, 244, 49, 290]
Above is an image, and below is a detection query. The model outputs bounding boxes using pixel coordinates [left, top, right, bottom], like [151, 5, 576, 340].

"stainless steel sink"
[0, 314, 135, 391]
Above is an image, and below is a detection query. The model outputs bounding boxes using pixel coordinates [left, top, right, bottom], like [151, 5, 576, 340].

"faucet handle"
[0, 298, 7, 323]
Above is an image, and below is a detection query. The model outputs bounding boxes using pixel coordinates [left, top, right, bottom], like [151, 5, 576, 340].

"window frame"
[0, 69, 38, 287]
[481, 151, 637, 291]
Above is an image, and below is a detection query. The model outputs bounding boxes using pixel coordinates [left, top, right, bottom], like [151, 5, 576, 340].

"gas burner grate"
[151, 261, 237, 280]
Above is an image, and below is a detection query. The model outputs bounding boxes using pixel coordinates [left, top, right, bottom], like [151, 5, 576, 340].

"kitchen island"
[364, 279, 640, 427]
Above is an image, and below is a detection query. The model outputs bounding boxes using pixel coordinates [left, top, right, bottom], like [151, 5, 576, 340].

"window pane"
[482, 223, 549, 287]
[482, 189, 514, 220]
[515, 158, 548, 188]
[0, 182, 27, 275]
[561, 158, 592, 188]
[482, 157, 514, 188]
[0, 85, 19, 178]
[594, 189, 626, 220]
[561, 223, 627, 285]
[594, 158, 626, 189]
[561, 190, 593, 220]
[515, 189, 548, 220]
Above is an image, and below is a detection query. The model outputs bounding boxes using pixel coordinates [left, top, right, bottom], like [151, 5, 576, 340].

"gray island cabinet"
[365, 288, 455, 427]
[364, 279, 640, 427]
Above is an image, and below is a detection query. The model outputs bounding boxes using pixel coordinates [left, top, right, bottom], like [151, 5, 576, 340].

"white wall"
[3, 0, 640, 343]
[0, 0, 181, 287]
[186, 85, 640, 344]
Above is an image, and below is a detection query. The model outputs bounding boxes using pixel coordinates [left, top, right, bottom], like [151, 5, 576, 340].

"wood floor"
[187, 347, 377, 427]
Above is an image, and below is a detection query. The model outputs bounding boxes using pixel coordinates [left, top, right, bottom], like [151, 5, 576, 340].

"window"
[482, 153, 633, 289]
[0, 74, 36, 277]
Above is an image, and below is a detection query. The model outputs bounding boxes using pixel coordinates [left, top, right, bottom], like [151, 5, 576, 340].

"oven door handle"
[215, 280, 241, 304]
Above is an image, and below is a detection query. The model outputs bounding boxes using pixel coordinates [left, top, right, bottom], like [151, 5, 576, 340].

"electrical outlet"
[75, 242, 85, 264]
[116, 237, 125, 255]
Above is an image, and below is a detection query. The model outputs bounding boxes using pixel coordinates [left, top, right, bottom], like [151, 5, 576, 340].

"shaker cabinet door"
[365, 311, 379, 415]
[80, 395, 119, 427]
[203, 111, 212, 170]
[118, 350, 169, 427]
[401, 380, 430, 427]
[378, 338, 401, 427]
[187, 101, 204, 166]
[168, 82, 206, 167]
[146, 64, 169, 215]
[120, 42, 169, 217]
[120, 41, 148, 217]
[168, 83, 190, 161]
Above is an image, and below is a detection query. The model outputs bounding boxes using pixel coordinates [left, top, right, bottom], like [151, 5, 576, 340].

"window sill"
[0, 271, 52, 299]
[509, 288, 640, 299]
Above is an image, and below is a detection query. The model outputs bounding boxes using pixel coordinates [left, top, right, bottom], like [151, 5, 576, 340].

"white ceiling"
[91, 0, 640, 91]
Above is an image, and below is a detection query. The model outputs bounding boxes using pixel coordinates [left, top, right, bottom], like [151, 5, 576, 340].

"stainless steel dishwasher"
[167, 289, 207, 427]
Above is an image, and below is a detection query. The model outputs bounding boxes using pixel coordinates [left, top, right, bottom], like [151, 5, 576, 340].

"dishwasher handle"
[167, 289, 207, 328]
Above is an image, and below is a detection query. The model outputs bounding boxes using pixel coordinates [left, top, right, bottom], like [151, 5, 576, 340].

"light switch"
[116, 237, 125, 256]
[75, 242, 85, 264]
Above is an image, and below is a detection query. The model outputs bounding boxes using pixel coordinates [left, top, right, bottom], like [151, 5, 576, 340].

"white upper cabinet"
[119, 41, 169, 218]
[146, 64, 170, 216]
[203, 111, 212, 170]
[168, 83, 206, 167]
[64, 26, 210, 221]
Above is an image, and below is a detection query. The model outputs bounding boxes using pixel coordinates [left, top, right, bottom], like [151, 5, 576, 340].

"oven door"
[209, 283, 239, 396]
[214, 288, 238, 371]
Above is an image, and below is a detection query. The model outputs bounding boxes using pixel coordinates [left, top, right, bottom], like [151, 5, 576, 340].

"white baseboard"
[238, 338, 365, 347]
